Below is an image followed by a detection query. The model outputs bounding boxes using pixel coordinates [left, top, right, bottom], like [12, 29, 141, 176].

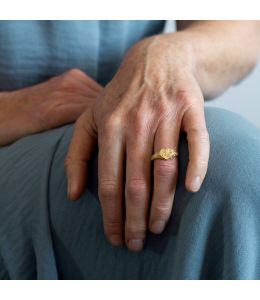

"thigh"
[0, 125, 69, 279]
[1, 107, 260, 279]
[173, 107, 260, 279]
[48, 124, 182, 279]
[48, 107, 260, 279]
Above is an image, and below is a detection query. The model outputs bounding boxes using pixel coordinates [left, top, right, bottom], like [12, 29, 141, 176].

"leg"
[0, 126, 69, 279]
[47, 107, 260, 279]
[172, 107, 260, 279]
[1, 107, 260, 279]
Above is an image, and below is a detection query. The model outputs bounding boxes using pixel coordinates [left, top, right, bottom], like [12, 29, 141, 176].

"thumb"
[65, 108, 97, 200]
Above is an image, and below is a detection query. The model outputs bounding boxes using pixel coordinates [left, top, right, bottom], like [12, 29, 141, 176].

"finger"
[65, 108, 97, 200]
[183, 105, 210, 192]
[49, 102, 92, 128]
[98, 116, 125, 247]
[125, 116, 154, 252]
[149, 118, 180, 234]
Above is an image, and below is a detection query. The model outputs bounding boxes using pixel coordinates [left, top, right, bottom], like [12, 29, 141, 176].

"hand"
[0, 69, 103, 146]
[66, 34, 210, 251]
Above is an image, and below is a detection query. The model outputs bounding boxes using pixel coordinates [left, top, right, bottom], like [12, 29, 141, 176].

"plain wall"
[207, 64, 260, 128]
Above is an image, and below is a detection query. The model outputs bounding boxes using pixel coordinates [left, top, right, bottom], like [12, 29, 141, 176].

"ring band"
[151, 148, 178, 161]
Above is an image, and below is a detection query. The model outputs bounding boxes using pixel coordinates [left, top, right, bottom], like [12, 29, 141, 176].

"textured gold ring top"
[151, 148, 178, 161]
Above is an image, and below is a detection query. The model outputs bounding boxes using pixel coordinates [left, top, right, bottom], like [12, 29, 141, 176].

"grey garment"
[1, 107, 260, 279]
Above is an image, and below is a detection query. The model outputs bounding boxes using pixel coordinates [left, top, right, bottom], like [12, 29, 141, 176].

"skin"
[1, 21, 259, 253]
[66, 21, 260, 252]
[0, 69, 103, 146]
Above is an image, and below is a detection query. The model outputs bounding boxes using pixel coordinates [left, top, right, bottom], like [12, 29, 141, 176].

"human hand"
[0, 69, 103, 146]
[66, 34, 210, 251]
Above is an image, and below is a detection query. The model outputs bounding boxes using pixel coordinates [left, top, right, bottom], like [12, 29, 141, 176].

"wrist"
[148, 31, 219, 99]
[124, 32, 198, 87]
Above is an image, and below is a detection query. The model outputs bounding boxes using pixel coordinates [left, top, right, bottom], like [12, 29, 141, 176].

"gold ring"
[151, 148, 178, 161]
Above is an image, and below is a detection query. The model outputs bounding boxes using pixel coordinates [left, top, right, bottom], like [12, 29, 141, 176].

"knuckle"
[200, 129, 210, 143]
[133, 109, 146, 125]
[175, 89, 193, 105]
[75, 111, 97, 139]
[188, 127, 209, 142]
[66, 68, 85, 78]
[104, 220, 124, 235]
[102, 114, 122, 135]
[58, 69, 85, 90]
[125, 223, 146, 238]
[153, 203, 171, 219]
[58, 75, 75, 91]
[127, 109, 153, 137]
[194, 156, 209, 169]
[154, 160, 177, 178]
[126, 179, 148, 200]
[157, 103, 170, 119]
[98, 179, 118, 202]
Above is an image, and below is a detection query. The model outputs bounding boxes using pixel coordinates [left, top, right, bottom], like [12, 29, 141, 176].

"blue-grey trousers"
[0, 107, 260, 279]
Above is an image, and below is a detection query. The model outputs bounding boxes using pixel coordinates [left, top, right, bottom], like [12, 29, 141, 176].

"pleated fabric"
[1, 21, 260, 279]
[1, 107, 260, 279]
[0, 20, 165, 90]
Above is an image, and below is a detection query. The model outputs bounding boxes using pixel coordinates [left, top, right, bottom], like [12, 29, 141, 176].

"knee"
[174, 108, 260, 240]
[204, 107, 260, 194]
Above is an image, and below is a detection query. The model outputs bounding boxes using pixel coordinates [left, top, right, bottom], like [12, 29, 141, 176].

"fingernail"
[128, 239, 144, 252]
[150, 220, 166, 234]
[110, 235, 123, 246]
[190, 176, 201, 192]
